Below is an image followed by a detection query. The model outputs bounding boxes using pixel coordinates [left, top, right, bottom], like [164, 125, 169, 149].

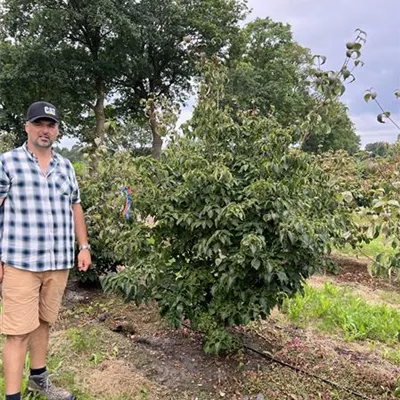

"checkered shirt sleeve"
[0, 159, 11, 198]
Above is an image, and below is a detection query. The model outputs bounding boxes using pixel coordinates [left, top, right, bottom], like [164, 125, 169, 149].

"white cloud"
[351, 112, 400, 146]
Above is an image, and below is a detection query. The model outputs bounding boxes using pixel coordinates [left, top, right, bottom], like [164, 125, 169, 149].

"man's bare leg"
[28, 320, 49, 369]
[3, 334, 29, 395]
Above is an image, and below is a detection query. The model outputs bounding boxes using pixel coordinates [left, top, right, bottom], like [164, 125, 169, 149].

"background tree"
[103, 118, 152, 156]
[0, 0, 135, 146]
[0, 0, 247, 155]
[302, 102, 360, 154]
[0, 130, 15, 153]
[0, 39, 63, 146]
[225, 18, 313, 127]
[53, 144, 84, 163]
[365, 141, 390, 157]
[224, 18, 360, 154]
[115, 0, 247, 157]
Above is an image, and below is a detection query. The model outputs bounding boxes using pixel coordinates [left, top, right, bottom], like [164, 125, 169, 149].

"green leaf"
[342, 67, 351, 80]
[251, 258, 261, 270]
[312, 54, 327, 66]
[373, 200, 386, 209]
[364, 93, 371, 103]
[377, 112, 391, 123]
[276, 271, 288, 284]
[342, 191, 353, 203]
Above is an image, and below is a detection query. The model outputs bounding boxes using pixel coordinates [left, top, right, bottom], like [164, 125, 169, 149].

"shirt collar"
[22, 142, 59, 164]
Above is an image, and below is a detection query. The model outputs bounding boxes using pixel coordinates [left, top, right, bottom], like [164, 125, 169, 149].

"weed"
[282, 282, 400, 344]
[90, 352, 104, 366]
[66, 327, 99, 352]
[382, 345, 400, 366]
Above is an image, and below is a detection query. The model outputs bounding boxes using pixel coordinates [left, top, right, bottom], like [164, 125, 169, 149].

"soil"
[329, 254, 400, 291]
[53, 258, 400, 400]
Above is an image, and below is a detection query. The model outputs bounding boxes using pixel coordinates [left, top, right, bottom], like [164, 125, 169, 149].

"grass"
[0, 325, 138, 400]
[282, 282, 400, 344]
[338, 235, 396, 258]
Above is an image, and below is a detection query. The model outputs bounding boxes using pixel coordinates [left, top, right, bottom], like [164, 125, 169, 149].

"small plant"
[395, 379, 400, 398]
[67, 328, 99, 352]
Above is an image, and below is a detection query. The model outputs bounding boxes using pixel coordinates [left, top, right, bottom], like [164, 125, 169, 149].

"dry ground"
[4, 258, 398, 400]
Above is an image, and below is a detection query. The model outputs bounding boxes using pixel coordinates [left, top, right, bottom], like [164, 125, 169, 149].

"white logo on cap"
[44, 106, 56, 116]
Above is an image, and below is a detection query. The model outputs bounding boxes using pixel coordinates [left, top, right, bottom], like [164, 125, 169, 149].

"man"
[0, 101, 91, 400]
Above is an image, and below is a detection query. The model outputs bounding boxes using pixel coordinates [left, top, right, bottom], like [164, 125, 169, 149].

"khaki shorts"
[0, 265, 69, 335]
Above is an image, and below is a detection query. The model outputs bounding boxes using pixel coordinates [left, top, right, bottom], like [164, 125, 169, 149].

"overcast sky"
[246, 0, 400, 147]
[177, 0, 400, 148]
[61, 0, 400, 149]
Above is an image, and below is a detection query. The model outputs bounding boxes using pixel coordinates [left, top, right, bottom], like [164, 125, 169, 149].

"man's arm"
[0, 197, 4, 282]
[72, 203, 91, 272]
[0, 159, 10, 282]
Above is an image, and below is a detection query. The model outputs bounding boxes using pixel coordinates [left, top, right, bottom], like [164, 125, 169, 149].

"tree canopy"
[302, 102, 360, 154]
[0, 0, 247, 155]
[365, 141, 390, 157]
[225, 18, 313, 126]
[224, 18, 360, 154]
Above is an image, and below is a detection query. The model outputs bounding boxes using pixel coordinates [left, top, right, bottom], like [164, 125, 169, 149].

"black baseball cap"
[26, 101, 59, 123]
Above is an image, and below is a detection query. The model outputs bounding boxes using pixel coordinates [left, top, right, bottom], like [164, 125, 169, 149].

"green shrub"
[77, 150, 145, 281]
[0, 131, 16, 153]
[72, 161, 86, 177]
[101, 62, 350, 354]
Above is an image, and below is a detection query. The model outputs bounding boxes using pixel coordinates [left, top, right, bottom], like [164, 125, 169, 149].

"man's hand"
[78, 249, 92, 272]
[0, 263, 4, 283]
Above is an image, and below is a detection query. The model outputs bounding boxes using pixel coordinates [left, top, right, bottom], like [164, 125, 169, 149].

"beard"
[34, 136, 55, 148]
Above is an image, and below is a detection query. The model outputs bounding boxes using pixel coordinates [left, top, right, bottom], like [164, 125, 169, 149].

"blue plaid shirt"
[0, 143, 80, 272]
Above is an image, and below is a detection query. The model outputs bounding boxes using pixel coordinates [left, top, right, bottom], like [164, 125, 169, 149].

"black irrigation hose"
[243, 343, 372, 400]
[181, 323, 372, 400]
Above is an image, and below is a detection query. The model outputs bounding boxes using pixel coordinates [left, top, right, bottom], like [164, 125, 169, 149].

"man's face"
[25, 118, 59, 149]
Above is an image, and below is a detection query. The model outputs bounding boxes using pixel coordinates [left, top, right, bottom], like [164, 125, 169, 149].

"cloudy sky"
[177, 0, 400, 148]
[246, 0, 400, 146]
[61, 0, 399, 149]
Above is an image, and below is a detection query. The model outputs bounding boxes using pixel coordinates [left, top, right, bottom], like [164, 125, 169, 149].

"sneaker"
[27, 371, 75, 400]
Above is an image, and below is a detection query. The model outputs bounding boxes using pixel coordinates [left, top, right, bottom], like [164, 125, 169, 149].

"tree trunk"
[149, 102, 163, 158]
[94, 78, 106, 146]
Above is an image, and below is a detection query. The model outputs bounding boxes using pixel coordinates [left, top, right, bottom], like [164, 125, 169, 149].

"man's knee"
[38, 319, 50, 328]
[5, 333, 30, 345]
